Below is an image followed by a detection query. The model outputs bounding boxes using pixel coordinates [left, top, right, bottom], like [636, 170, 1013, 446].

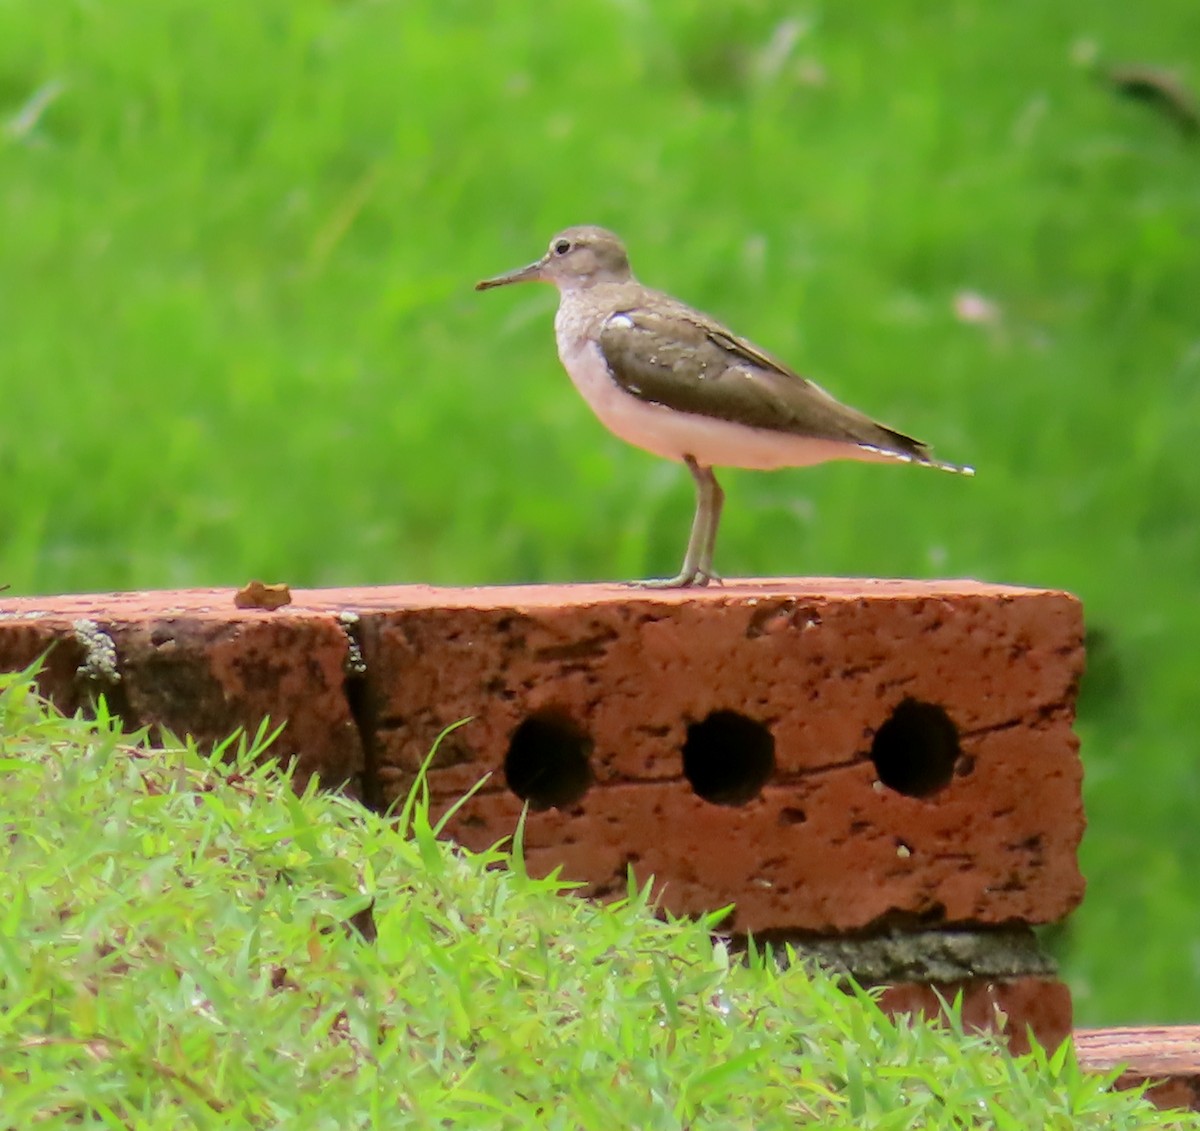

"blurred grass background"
[1, 0, 1197, 1025]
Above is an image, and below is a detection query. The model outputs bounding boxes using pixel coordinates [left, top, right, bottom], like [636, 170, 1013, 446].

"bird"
[476, 225, 971, 588]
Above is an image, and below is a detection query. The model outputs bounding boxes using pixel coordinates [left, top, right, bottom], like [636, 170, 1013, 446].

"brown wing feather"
[598, 304, 935, 461]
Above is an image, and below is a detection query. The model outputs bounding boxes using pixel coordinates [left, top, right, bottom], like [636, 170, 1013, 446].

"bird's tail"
[865, 426, 974, 476]
[920, 452, 975, 476]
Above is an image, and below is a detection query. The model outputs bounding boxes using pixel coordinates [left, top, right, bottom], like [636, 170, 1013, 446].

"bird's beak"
[475, 256, 547, 291]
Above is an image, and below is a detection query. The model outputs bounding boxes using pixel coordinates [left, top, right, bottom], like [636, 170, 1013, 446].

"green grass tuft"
[2, 666, 1195, 1128]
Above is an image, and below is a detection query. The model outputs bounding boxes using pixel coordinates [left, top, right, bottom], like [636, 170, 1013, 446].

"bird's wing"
[597, 304, 935, 461]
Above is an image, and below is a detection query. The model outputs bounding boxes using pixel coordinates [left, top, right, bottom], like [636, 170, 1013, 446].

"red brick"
[0, 580, 1085, 933]
[879, 976, 1072, 1056]
[0, 589, 363, 794]
[1076, 1026, 1200, 1112]
[357, 580, 1085, 931]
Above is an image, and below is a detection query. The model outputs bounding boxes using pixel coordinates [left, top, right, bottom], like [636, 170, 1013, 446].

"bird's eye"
[553, 239, 572, 256]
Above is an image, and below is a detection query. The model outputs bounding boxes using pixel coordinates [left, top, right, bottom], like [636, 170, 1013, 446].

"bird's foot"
[631, 567, 723, 590]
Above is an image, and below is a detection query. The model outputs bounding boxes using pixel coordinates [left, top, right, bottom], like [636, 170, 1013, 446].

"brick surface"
[356, 580, 1085, 931]
[1076, 1026, 1200, 1112]
[879, 976, 1072, 1056]
[0, 579, 1085, 933]
[0, 589, 364, 795]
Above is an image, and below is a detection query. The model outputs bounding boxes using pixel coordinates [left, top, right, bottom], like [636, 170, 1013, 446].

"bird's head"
[476, 226, 634, 294]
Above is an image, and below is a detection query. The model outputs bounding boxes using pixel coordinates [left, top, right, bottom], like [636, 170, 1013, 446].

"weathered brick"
[0, 589, 363, 794]
[879, 976, 1072, 1056]
[1076, 1026, 1200, 1112]
[356, 580, 1085, 932]
[0, 579, 1085, 933]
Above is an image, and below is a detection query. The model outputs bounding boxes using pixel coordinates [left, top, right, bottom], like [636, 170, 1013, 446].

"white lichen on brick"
[337, 611, 367, 677]
[72, 619, 121, 686]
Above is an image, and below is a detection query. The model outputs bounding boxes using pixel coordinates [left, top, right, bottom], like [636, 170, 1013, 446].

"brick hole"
[682, 710, 774, 806]
[504, 712, 593, 811]
[871, 698, 960, 798]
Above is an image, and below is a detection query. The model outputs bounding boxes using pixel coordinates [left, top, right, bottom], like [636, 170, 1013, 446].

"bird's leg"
[695, 463, 725, 584]
[635, 456, 722, 589]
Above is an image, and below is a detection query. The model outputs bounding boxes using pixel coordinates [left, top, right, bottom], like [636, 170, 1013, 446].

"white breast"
[553, 331, 906, 473]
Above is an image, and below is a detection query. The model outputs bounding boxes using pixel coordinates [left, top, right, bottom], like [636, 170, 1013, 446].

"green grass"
[2, 666, 1195, 1129]
[1, 0, 1198, 1025]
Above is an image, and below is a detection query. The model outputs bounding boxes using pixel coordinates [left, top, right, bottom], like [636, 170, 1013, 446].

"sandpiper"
[477, 225, 971, 587]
